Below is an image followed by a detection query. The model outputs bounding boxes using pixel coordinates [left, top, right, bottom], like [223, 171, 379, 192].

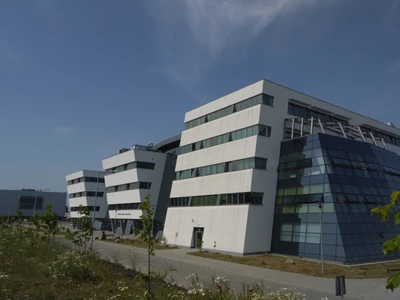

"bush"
[47, 251, 92, 280]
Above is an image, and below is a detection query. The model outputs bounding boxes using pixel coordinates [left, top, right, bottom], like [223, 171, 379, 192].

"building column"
[111, 219, 116, 234]
[121, 219, 128, 235]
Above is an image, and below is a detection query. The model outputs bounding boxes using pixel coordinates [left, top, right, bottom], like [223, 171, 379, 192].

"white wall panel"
[163, 206, 249, 253]
[181, 105, 263, 146]
[184, 81, 263, 122]
[170, 169, 254, 198]
[176, 136, 259, 171]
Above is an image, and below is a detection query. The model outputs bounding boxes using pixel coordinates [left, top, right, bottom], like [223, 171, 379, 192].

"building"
[0, 189, 66, 219]
[163, 79, 400, 263]
[66, 170, 109, 230]
[102, 135, 180, 235]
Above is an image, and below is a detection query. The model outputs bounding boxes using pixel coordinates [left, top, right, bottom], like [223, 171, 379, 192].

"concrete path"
[88, 238, 400, 300]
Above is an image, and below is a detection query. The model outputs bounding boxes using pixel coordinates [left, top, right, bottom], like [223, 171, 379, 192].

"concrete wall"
[66, 170, 108, 220]
[163, 206, 249, 254]
[102, 148, 167, 221]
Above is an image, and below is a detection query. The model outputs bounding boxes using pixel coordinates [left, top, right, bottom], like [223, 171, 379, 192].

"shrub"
[47, 251, 92, 280]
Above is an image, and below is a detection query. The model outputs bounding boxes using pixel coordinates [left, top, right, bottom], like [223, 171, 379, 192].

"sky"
[0, 0, 399, 193]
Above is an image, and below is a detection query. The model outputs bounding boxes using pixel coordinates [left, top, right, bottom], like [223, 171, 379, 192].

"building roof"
[152, 134, 181, 152]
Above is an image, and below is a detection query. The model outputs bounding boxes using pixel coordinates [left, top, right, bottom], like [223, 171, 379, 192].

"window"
[19, 196, 43, 210]
[176, 157, 268, 180]
[184, 94, 274, 129]
[107, 181, 151, 193]
[287, 103, 348, 124]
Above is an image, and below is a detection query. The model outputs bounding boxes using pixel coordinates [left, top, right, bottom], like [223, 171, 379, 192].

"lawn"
[188, 251, 400, 279]
[101, 236, 178, 250]
[0, 224, 307, 299]
[0, 225, 180, 299]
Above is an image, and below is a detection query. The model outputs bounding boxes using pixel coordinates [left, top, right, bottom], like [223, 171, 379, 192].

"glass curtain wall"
[272, 133, 400, 264]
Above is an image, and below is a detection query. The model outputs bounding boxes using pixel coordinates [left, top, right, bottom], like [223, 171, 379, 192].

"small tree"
[134, 194, 156, 297]
[41, 202, 59, 239]
[65, 205, 92, 253]
[15, 210, 23, 230]
[371, 191, 400, 291]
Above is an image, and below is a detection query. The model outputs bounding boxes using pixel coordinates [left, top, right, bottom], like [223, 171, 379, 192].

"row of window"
[176, 157, 268, 180]
[278, 202, 335, 214]
[69, 192, 105, 198]
[360, 126, 400, 147]
[277, 183, 330, 197]
[185, 94, 274, 130]
[105, 161, 155, 173]
[180, 125, 271, 154]
[280, 222, 321, 244]
[71, 206, 100, 212]
[287, 103, 348, 124]
[68, 177, 105, 185]
[170, 192, 264, 207]
[107, 182, 152, 193]
[19, 196, 43, 210]
[108, 203, 141, 210]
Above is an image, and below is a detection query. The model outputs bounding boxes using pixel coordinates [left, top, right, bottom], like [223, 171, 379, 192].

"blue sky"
[0, 0, 399, 193]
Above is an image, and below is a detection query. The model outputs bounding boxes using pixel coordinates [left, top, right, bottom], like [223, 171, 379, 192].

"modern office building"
[0, 189, 66, 219]
[163, 79, 400, 263]
[66, 170, 109, 230]
[102, 135, 180, 235]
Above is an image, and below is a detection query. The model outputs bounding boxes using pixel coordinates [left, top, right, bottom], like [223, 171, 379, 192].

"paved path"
[87, 239, 400, 300]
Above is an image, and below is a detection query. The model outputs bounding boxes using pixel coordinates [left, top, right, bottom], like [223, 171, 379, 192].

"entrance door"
[192, 227, 204, 248]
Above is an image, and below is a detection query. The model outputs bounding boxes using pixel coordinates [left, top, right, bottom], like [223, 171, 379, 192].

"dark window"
[19, 196, 43, 210]
[184, 94, 274, 129]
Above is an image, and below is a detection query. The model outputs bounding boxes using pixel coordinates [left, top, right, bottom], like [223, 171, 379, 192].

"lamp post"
[90, 172, 101, 251]
[151, 204, 156, 237]
[319, 200, 324, 274]
[33, 189, 50, 217]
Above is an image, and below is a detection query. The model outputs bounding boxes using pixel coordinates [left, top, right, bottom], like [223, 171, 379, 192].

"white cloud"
[50, 126, 76, 134]
[146, 0, 330, 86]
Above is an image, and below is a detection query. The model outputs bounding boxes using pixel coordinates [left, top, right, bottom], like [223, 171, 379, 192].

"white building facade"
[163, 79, 400, 255]
[102, 136, 179, 235]
[66, 170, 109, 230]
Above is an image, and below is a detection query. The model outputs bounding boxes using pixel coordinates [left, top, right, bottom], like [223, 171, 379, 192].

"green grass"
[0, 225, 181, 299]
[188, 251, 400, 279]
[0, 224, 313, 299]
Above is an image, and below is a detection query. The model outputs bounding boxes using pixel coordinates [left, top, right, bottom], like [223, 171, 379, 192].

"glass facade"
[272, 133, 400, 264]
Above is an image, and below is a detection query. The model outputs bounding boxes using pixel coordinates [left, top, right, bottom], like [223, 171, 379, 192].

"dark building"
[272, 133, 400, 264]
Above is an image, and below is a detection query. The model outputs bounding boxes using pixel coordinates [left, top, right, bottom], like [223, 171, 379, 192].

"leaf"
[371, 207, 380, 216]
[387, 274, 400, 291]
[383, 239, 397, 255]
[381, 204, 394, 222]
[391, 191, 400, 205]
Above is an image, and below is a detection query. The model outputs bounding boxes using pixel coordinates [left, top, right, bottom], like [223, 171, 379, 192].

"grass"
[188, 251, 400, 279]
[0, 224, 308, 299]
[0, 225, 184, 299]
[101, 237, 178, 250]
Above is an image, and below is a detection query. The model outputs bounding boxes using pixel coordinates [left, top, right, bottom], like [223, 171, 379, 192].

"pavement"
[76, 234, 400, 300]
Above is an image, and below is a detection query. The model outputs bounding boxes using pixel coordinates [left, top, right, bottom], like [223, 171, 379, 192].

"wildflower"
[217, 284, 221, 289]
[249, 289, 253, 293]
